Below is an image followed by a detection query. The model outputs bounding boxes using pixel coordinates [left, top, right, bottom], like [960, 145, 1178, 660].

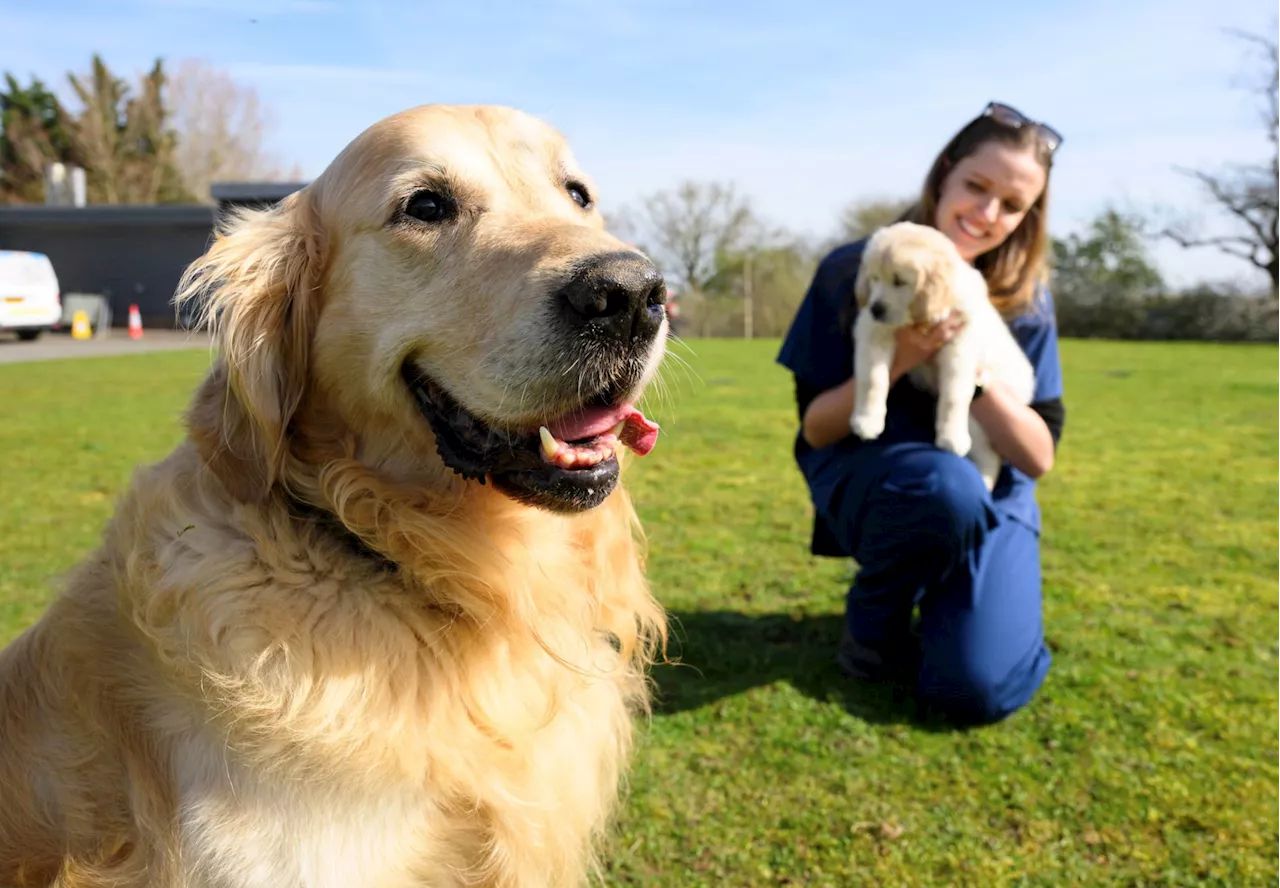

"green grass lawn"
[1, 338, 1275, 886]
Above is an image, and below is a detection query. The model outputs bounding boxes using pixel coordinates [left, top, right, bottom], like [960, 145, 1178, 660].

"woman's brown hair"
[898, 111, 1056, 319]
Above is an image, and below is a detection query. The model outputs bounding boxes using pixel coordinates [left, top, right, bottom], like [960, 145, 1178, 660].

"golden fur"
[0, 105, 668, 888]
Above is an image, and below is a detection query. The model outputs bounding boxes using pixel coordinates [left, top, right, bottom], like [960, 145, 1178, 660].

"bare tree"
[168, 58, 296, 203]
[702, 239, 818, 338]
[625, 180, 757, 292]
[1163, 28, 1278, 296]
[836, 195, 914, 243]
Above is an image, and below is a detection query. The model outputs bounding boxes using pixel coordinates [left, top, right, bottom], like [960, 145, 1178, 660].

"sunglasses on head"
[981, 101, 1063, 154]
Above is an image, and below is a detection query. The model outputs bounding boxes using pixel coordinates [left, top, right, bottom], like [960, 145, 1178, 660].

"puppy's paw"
[970, 450, 1001, 491]
[979, 468, 999, 492]
[936, 428, 971, 456]
[851, 411, 885, 440]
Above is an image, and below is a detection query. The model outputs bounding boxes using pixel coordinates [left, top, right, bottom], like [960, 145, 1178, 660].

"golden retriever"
[0, 104, 671, 888]
[851, 221, 1035, 489]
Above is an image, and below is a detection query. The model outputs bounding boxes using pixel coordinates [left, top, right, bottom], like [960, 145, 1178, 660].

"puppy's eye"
[405, 190, 455, 224]
[566, 181, 592, 210]
[892, 274, 905, 287]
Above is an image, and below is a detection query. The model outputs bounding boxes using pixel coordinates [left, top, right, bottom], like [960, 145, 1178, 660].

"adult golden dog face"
[182, 105, 669, 513]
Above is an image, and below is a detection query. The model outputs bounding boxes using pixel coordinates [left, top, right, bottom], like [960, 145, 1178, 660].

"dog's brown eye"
[405, 190, 455, 224]
[566, 181, 592, 210]
[893, 274, 905, 287]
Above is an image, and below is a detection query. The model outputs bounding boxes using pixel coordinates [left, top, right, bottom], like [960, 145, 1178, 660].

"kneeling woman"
[777, 102, 1068, 725]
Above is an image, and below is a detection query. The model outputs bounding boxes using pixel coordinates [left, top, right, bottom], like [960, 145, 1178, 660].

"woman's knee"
[858, 449, 994, 566]
[918, 645, 1051, 725]
[928, 455, 994, 547]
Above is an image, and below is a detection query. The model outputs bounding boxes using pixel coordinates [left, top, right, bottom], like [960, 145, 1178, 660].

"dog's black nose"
[558, 252, 667, 344]
[869, 301, 886, 321]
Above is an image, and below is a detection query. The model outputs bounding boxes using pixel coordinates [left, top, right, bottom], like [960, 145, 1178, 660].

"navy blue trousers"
[826, 440, 1052, 724]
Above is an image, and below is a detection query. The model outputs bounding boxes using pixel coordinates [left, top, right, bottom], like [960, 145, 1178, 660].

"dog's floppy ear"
[853, 264, 872, 309]
[841, 239, 877, 336]
[911, 252, 956, 326]
[178, 192, 325, 502]
[855, 230, 886, 310]
[840, 263, 872, 338]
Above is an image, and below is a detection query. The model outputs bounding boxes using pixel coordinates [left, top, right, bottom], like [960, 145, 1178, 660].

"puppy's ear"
[178, 192, 325, 502]
[911, 254, 956, 325]
[854, 264, 871, 309]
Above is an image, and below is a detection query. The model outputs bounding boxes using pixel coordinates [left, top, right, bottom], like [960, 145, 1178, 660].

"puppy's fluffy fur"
[0, 105, 670, 888]
[850, 221, 1035, 489]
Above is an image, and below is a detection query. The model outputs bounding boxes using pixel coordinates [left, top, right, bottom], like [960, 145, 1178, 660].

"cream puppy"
[850, 221, 1035, 490]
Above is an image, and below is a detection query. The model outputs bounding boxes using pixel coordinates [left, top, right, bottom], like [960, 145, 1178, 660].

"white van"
[0, 250, 62, 341]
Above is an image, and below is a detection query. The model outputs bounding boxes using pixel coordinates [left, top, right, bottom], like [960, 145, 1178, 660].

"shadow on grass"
[652, 610, 966, 733]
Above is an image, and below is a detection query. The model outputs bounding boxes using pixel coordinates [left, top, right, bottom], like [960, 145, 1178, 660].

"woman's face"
[934, 140, 1046, 262]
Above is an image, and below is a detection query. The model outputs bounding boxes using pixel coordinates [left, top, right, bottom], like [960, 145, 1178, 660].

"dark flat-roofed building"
[0, 182, 307, 330]
[212, 182, 310, 216]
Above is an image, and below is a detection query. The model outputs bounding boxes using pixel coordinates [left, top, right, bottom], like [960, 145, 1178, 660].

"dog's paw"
[851, 411, 885, 440]
[969, 450, 1001, 491]
[936, 428, 971, 456]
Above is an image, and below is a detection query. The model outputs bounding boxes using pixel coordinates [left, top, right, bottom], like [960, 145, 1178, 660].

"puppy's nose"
[869, 301, 886, 321]
[558, 252, 667, 344]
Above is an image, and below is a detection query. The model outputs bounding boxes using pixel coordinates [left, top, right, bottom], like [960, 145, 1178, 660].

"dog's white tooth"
[539, 426, 558, 460]
[609, 420, 625, 437]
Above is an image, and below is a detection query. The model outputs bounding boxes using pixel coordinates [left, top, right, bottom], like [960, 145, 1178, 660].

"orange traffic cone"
[128, 304, 143, 340]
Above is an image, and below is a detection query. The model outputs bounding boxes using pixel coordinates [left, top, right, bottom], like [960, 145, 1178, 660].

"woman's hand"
[800, 315, 967, 450]
[890, 314, 967, 378]
[902, 314, 1053, 477]
[970, 383, 1056, 478]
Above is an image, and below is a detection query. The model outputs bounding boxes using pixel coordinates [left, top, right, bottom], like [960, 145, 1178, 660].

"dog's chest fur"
[173, 753, 438, 888]
[109, 454, 648, 887]
[163, 639, 630, 888]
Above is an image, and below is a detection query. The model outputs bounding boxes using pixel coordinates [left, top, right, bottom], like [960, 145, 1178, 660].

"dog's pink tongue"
[546, 405, 660, 456]
[618, 409, 660, 456]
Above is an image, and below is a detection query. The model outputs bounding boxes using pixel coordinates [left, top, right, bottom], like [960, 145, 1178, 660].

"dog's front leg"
[932, 340, 975, 457]
[850, 323, 891, 441]
[967, 418, 1001, 491]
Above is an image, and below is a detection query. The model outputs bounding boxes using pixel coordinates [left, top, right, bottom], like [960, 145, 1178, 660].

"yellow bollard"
[71, 310, 93, 341]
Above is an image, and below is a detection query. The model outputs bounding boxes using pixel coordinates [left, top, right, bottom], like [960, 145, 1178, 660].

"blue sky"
[4, 0, 1275, 288]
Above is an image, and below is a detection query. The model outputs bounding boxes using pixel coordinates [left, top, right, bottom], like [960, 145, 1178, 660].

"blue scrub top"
[776, 238, 1064, 556]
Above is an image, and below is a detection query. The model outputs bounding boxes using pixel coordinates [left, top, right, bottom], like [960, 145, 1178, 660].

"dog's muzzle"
[555, 252, 668, 346]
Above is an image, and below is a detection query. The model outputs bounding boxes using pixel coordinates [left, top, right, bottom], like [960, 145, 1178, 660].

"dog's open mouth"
[402, 363, 659, 512]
